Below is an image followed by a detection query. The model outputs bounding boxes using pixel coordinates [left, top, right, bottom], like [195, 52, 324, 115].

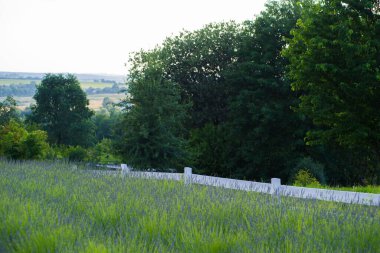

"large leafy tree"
[117, 58, 188, 170]
[284, 0, 380, 182]
[223, 0, 306, 180]
[126, 23, 243, 174]
[131, 22, 243, 128]
[30, 74, 94, 147]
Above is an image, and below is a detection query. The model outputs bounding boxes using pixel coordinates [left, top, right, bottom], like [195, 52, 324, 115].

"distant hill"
[0, 71, 126, 83]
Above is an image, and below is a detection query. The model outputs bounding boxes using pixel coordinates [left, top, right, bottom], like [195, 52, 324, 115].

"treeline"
[116, 0, 380, 185]
[1, 0, 379, 186]
[0, 83, 123, 97]
[85, 83, 124, 95]
[0, 83, 37, 97]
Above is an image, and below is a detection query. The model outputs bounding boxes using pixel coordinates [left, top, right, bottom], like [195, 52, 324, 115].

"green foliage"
[293, 169, 321, 187]
[0, 120, 49, 160]
[0, 160, 379, 252]
[66, 146, 89, 162]
[187, 124, 230, 176]
[30, 74, 95, 147]
[88, 139, 121, 164]
[223, 0, 306, 180]
[160, 22, 243, 127]
[117, 64, 189, 170]
[284, 0, 380, 181]
[22, 130, 49, 160]
[92, 107, 122, 142]
[0, 96, 19, 126]
[291, 157, 326, 185]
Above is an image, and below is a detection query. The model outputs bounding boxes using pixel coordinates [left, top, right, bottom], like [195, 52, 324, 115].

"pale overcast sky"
[0, 0, 267, 75]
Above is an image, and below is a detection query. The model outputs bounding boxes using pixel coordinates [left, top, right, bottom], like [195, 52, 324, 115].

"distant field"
[87, 93, 125, 109]
[0, 79, 116, 89]
[0, 79, 38, 85]
[1, 93, 125, 110]
[80, 82, 115, 89]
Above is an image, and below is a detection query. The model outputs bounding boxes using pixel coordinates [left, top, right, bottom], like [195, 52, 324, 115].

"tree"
[117, 63, 188, 170]
[0, 96, 19, 126]
[92, 107, 122, 142]
[129, 22, 243, 128]
[30, 74, 95, 147]
[222, 0, 306, 180]
[284, 0, 380, 183]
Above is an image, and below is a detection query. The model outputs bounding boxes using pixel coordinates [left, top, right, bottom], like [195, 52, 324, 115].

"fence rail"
[113, 164, 380, 206]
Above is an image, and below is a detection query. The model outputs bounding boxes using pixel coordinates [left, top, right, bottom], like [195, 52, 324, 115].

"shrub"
[290, 157, 326, 185]
[67, 146, 88, 162]
[0, 120, 49, 160]
[293, 169, 321, 187]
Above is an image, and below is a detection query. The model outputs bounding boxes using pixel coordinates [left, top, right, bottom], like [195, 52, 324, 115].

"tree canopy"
[284, 0, 380, 182]
[117, 61, 188, 170]
[30, 74, 94, 147]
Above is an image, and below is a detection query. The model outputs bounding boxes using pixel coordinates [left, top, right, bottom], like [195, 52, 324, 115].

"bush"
[290, 157, 326, 185]
[67, 146, 88, 162]
[293, 169, 321, 187]
[0, 120, 49, 160]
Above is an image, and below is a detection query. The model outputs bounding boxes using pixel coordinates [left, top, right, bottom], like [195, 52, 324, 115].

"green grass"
[318, 185, 380, 194]
[0, 160, 379, 252]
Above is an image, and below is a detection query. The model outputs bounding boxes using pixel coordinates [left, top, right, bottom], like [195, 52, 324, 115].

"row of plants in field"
[0, 160, 379, 252]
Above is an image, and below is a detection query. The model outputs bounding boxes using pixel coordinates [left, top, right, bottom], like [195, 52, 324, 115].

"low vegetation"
[0, 160, 379, 252]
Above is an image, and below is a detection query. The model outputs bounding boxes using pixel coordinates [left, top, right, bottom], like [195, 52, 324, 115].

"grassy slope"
[0, 160, 379, 252]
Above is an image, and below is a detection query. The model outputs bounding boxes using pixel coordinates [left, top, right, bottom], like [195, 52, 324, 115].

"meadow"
[0, 160, 379, 252]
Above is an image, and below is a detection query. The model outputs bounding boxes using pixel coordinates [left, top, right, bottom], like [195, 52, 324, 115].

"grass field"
[0, 160, 379, 252]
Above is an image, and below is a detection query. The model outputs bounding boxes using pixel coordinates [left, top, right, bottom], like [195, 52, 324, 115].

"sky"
[0, 0, 267, 75]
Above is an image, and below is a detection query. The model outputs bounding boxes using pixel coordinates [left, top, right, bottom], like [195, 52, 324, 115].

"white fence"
[117, 164, 380, 206]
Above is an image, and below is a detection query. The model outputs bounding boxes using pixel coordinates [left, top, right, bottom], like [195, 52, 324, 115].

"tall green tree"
[117, 61, 188, 170]
[284, 0, 380, 183]
[130, 22, 243, 128]
[30, 74, 94, 147]
[223, 0, 306, 180]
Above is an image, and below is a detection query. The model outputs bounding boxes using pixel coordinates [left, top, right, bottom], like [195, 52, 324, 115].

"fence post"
[271, 178, 281, 197]
[121, 164, 130, 176]
[184, 167, 192, 185]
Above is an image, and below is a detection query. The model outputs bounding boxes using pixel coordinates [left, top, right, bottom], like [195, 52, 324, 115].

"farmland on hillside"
[0, 94, 125, 110]
[0, 160, 379, 252]
[0, 79, 116, 89]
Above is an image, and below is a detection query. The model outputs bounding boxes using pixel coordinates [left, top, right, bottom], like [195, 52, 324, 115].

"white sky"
[0, 0, 267, 75]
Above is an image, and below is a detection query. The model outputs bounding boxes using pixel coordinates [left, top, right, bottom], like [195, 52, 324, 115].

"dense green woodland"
[1, 0, 379, 186]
